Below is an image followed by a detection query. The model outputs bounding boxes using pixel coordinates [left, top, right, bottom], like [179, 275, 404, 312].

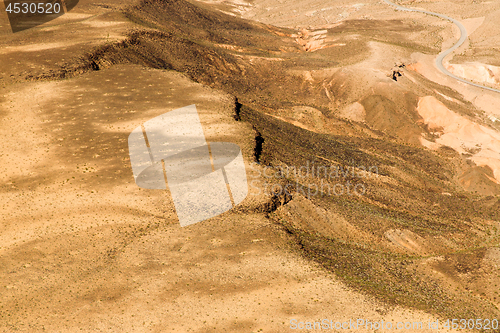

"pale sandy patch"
[408, 52, 500, 118]
[484, 247, 500, 268]
[384, 229, 430, 255]
[417, 96, 500, 182]
[338, 102, 365, 122]
[446, 62, 500, 89]
[461, 16, 485, 36]
[80, 20, 127, 28]
[0, 42, 78, 54]
[0, 83, 55, 183]
[433, 89, 462, 104]
[59, 13, 95, 20]
[419, 137, 441, 150]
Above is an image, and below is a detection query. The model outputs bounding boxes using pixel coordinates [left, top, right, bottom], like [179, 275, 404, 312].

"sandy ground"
[0, 63, 461, 332]
[2, 0, 500, 331]
[1, 5, 476, 324]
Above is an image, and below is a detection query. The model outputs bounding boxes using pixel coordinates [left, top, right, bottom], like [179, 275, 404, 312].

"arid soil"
[1, 0, 500, 332]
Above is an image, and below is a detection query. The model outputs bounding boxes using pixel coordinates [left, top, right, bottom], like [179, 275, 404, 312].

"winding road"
[382, 0, 500, 94]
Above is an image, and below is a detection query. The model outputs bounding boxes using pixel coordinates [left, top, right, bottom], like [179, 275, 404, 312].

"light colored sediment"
[417, 96, 500, 183]
[338, 102, 366, 122]
[408, 53, 500, 119]
[446, 62, 500, 89]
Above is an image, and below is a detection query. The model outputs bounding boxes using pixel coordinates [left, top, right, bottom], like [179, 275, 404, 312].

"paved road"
[382, 0, 500, 94]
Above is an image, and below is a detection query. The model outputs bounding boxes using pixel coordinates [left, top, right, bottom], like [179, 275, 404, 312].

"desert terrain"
[1, 0, 500, 332]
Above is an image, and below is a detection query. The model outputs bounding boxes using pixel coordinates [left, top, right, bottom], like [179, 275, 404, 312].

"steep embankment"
[105, 0, 500, 319]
